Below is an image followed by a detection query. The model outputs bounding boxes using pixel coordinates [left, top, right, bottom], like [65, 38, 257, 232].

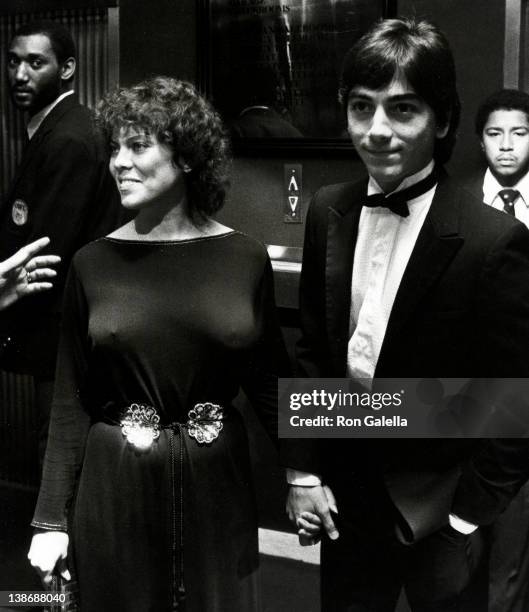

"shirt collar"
[27, 90, 75, 140]
[482, 167, 529, 207]
[367, 160, 435, 197]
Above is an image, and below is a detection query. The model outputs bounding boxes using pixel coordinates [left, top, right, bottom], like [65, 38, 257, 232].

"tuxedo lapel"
[379, 174, 464, 364]
[325, 182, 365, 373]
[460, 170, 486, 201]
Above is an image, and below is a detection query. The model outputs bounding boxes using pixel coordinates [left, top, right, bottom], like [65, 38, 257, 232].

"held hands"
[28, 530, 70, 587]
[0, 237, 61, 310]
[286, 484, 339, 546]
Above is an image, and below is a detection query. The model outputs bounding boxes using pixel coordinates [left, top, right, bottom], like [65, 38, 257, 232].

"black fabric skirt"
[71, 410, 259, 612]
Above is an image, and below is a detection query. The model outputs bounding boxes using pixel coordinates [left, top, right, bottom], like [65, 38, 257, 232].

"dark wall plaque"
[200, 0, 395, 154]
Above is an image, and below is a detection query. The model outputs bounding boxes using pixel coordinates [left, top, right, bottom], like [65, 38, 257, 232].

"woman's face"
[109, 126, 184, 210]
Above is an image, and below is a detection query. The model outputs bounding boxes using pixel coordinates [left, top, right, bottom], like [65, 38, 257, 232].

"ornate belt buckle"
[187, 402, 224, 444]
[120, 403, 160, 451]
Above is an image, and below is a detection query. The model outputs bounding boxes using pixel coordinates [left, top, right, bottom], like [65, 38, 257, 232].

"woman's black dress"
[32, 232, 286, 611]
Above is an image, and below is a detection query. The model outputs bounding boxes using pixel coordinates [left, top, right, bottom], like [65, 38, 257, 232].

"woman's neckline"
[103, 230, 239, 245]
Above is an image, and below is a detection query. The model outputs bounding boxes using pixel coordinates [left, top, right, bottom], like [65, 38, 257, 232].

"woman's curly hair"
[96, 77, 231, 221]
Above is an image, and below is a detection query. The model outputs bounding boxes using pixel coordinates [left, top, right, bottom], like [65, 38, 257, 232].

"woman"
[28, 77, 287, 611]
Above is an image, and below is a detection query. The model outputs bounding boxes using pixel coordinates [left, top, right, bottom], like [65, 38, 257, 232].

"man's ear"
[60, 57, 76, 81]
[436, 121, 449, 139]
[436, 109, 451, 139]
[436, 124, 449, 139]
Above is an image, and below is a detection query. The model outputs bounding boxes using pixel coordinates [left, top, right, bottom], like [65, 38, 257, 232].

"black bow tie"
[364, 169, 439, 218]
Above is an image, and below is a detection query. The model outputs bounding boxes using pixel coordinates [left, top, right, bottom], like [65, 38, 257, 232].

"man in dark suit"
[0, 21, 121, 461]
[282, 18, 529, 611]
[462, 88, 529, 612]
[465, 89, 529, 226]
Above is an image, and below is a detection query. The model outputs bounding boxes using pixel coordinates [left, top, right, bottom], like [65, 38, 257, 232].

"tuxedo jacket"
[460, 171, 486, 202]
[0, 95, 123, 378]
[282, 170, 529, 543]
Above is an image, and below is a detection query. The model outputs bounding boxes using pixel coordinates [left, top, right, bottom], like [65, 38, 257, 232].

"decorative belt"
[119, 401, 225, 451]
[117, 401, 225, 611]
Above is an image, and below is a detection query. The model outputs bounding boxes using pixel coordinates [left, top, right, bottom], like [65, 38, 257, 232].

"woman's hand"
[28, 530, 70, 587]
[286, 484, 339, 545]
[0, 237, 61, 311]
[296, 511, 324, 545]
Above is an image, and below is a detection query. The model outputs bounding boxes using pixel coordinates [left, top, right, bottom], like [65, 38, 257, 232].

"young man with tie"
[462, 88, 529, 612]
[0, 21, 121, 463]
[282, 18, 529, 611]
[466, 88, 529, 226]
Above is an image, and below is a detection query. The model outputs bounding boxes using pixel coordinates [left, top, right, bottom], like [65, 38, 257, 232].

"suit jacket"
[0, 95, 123, 378]
[459, 170, 486, 202]
[282, 170, 529, 543]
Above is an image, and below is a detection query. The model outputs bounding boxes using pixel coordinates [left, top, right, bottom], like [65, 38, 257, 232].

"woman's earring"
[178, 156, 192, 173]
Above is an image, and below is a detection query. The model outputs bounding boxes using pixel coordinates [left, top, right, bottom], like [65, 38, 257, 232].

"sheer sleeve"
[32, 261, 91, 531]
[241, 255, 290, 445]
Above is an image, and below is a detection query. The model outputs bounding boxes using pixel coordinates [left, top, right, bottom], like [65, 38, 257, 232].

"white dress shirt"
[482, 167, 529, 228]
[347, 161, 435, 381]
[27, 90, 75, 140]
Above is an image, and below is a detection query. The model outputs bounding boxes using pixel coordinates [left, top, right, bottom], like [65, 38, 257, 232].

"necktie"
[498, 189, 519, 216]
[364, 168, 439, 218]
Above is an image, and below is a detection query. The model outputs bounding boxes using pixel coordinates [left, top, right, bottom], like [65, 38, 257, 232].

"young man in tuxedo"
[282, 18, 529, 611]
[0, 21, 122, 462]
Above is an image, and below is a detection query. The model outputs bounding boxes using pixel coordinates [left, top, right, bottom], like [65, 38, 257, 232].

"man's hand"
[286, 484, 339, 545]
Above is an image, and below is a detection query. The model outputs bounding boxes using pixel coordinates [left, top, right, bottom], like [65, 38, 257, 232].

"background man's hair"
[475, 89, 529, 135]
[12, 20, 76, 64]
[339, 18, 460, 164]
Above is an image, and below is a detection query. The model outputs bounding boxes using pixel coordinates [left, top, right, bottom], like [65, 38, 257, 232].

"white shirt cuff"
[286, 468, 322, 486]
[449, 513, 479, 534]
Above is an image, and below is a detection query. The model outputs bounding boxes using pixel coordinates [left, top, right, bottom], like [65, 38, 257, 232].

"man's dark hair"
[12, 20, 76, 64]
[339, 18, 460, 164]
[475, 89, 529, 136]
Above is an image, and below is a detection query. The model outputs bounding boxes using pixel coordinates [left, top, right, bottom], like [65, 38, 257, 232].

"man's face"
[481, 109, 529, 186]
[347, 76, 447, 192]
[7, 34, 63, 115]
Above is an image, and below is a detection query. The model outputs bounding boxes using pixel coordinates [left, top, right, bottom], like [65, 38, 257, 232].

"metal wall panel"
[0, 371, 38, 486]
